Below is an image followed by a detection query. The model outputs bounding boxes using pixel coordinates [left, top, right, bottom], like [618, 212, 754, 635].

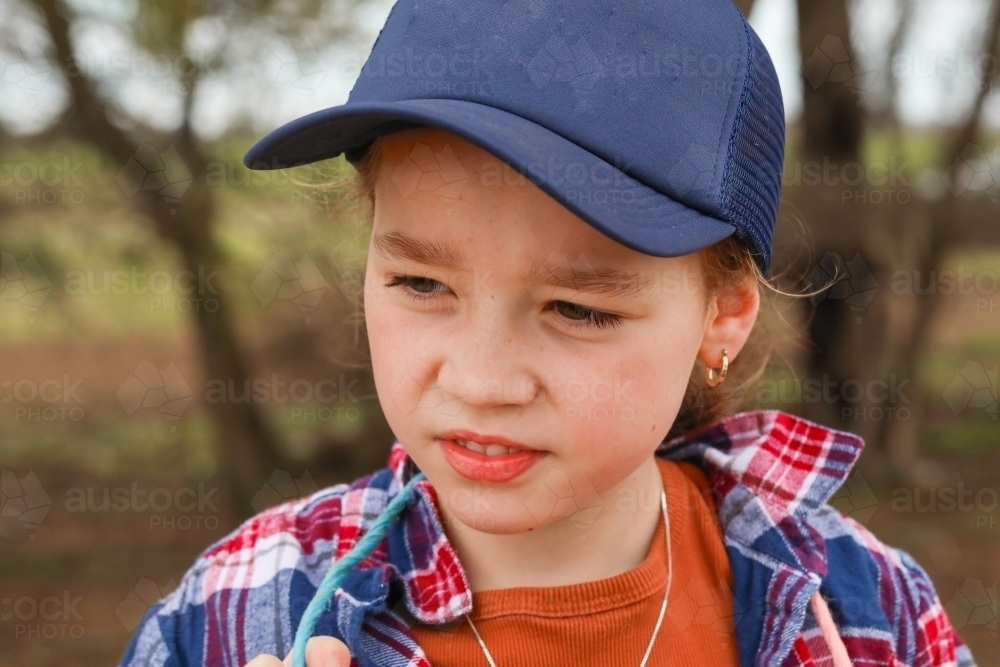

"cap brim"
[243, 99, 736, 258]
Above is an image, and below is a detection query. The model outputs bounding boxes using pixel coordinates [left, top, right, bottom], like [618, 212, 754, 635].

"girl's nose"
[437, 358, 539, 409]
[435, 324, 540, 410]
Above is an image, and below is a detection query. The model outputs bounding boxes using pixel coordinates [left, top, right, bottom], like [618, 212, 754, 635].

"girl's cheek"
[565, 414, 648, 476]
[555, 375, 651, 481]
[559, 358, 684, 463]
[366, 295, 417, 421]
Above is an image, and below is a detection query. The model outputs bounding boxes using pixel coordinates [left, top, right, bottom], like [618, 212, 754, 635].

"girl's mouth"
[439, 438, 547, 483]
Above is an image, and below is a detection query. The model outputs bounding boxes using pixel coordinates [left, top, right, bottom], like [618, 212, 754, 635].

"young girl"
[120, 1, 975, 666]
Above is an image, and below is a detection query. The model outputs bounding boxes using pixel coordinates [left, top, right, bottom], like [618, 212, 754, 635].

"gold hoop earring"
[705, 349, 728, 388]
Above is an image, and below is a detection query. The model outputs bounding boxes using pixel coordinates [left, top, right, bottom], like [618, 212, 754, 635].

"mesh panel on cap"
[716, 21, 786, 275]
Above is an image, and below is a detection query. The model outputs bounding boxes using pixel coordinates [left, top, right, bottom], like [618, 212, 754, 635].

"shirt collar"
[657, 409, 865, 517]
[382, 409, 865, 624]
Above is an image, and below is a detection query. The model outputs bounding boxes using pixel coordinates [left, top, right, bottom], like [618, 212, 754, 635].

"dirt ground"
[1, 471, 237, 666]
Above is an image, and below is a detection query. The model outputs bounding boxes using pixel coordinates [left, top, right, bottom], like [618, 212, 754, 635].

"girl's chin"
[429, 489, 543, 535]
[448, 512, 544, 535]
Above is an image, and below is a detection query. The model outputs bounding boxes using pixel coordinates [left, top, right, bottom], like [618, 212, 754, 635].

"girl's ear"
[698, 275, 760, 368]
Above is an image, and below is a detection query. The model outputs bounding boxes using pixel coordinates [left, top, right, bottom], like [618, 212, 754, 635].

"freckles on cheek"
[368, 288, 422, 355]
[367, 302, 451, 433]
[367, 300, 418, 415]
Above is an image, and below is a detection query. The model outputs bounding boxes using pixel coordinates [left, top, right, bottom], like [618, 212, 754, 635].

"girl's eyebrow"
[373, 230, 466, 270]
[373, 230, 653, 298]
[520, 259, 654, 298]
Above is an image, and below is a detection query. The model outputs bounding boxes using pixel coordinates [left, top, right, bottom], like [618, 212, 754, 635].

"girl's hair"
[319, 134, 797, 444]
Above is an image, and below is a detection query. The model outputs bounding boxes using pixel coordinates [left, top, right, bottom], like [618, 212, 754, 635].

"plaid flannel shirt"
[119, 410, 977, 667]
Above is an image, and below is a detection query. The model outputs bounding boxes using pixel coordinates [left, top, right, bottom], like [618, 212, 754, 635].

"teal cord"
[292, 472, 426, 667]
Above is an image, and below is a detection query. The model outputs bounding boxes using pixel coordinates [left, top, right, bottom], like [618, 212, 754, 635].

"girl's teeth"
[455, 440, 525, 456]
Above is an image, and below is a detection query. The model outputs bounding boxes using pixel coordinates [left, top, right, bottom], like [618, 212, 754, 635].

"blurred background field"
[1, 0, 999, 665]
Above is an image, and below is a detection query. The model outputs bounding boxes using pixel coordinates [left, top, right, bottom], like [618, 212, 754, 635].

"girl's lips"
[439, 439, 546, 483]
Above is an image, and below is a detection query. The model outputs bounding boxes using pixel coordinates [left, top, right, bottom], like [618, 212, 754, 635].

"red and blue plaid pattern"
[118, 410, 976, 667]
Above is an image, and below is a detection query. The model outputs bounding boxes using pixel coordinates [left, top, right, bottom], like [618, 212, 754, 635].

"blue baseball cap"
[244, 0, 785, 274]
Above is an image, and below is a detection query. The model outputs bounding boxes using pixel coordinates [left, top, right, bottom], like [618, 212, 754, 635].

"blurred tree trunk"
[35, 0, 285, 518]
[793, 0, 887, 442]
[797, 0, 863, 162]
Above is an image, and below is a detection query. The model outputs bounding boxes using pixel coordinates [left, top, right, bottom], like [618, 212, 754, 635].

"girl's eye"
[384, 275, 451, 300]
[385, 274, 624, 330]
[549, 300, 624, 330]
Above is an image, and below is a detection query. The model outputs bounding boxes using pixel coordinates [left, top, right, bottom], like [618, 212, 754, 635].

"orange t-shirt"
[410, 457, 740, 666]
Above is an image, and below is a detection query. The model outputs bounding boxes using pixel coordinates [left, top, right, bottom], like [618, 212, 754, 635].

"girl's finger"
[305, 636, 352, 667]
[274, 636, 352, 667]
[243, 654, 285, 667]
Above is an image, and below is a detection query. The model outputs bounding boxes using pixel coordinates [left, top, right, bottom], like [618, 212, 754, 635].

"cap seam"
[713, 13, 753, 225]
[718, 19, 755, 231]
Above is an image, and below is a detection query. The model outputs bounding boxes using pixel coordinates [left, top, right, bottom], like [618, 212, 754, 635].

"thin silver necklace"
[465, 483, 673, 667]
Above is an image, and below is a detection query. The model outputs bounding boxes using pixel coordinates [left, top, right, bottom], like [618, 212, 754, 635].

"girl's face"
[364, 127, 739, 534]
